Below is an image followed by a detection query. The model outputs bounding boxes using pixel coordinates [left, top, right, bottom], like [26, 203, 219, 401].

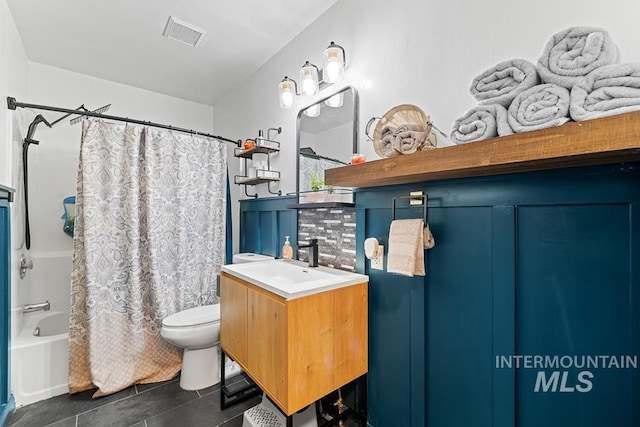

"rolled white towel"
[450, 105, 513, 144]
[470, 59, 539, 107]
[538, 26, 619, 89]
[379, 125, 400, 158]
[570, 63, 640, 121]
[393, 124, 427, 154]
[508, 84, 571, 133]
[393, 130, 427, 154]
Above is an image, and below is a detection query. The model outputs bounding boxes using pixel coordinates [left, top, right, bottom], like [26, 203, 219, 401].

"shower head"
[70, 103, 111, 126]
[25, 114, 52, 145]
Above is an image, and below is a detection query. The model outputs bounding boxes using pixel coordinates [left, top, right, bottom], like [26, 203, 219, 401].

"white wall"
[214, 0, 640, 253]
[0, 0, 28, 340]
[0, 0, 28, 185]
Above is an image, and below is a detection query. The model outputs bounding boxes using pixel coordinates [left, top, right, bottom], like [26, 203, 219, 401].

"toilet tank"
[232, 253, 275, 264]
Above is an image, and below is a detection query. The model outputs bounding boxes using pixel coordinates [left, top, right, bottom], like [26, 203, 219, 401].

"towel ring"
[392, 194, 428, 223]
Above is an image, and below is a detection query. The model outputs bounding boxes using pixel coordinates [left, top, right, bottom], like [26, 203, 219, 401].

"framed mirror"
[296, 85, 358, 204]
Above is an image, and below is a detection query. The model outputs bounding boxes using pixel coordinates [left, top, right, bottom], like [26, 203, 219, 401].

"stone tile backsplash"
[297, 207, 356, 271]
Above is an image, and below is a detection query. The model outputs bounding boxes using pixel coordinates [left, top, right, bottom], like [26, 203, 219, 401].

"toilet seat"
[162, 304, 220, 328]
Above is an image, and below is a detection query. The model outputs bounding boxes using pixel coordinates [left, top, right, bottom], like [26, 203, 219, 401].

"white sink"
[221, 259, 368, 299]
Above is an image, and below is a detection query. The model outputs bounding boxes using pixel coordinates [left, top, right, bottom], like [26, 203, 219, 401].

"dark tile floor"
[7, 374, 262, 427]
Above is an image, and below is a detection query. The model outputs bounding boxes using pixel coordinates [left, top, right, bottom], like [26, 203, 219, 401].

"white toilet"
[161, 304, 221, 390]
[161, 252, 274, 391]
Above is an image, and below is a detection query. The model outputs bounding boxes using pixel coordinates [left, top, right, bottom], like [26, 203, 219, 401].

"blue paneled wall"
[239, 195, 297, 258]
[357, 164, 640, 427]
[238, 165, 640, 427]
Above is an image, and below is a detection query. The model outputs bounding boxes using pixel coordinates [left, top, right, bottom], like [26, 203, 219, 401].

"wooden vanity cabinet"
[220, 272, 368, 416]
[219, 275, 248, 363]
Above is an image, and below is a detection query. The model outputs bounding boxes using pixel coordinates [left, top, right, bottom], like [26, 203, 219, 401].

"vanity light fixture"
[278, 41, 347, 109]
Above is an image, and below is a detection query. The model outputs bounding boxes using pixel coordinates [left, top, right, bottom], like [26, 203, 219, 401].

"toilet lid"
[162, 304, 220, 328]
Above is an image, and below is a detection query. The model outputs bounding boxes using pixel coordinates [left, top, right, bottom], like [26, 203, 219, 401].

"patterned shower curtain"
[69, 120, 227, 397]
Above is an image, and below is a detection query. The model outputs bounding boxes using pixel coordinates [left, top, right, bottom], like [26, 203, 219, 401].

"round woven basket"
[371, 104, 432, 157]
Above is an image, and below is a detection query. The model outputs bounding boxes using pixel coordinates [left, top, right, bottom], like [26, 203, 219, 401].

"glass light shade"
[304, 103, 320, 118]
[322, 42, 345, 84]
[299, 61, 319, 96]
[278, 77, 297, 109]
[325, 92, 344, 108]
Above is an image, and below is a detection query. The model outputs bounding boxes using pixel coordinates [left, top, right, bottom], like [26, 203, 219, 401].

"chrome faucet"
[298, 238, 319, 267]
[23, 300, 50, 313]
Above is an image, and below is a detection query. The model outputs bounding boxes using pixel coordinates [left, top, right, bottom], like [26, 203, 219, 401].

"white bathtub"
[11, 311, 70, 406]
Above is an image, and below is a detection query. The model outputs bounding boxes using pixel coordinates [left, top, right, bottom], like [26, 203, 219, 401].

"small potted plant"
[306, 172, 326, 203]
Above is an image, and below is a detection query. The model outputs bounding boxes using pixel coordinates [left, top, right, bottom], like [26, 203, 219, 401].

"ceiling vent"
[162, 16, 206, 48]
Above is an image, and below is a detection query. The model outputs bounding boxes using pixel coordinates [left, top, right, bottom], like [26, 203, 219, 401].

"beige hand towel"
[387, 219, 426, 277]
[424, 223, 435, 249]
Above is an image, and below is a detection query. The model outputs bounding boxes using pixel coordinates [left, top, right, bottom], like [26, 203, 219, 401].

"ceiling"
[7, 0, 339, 106]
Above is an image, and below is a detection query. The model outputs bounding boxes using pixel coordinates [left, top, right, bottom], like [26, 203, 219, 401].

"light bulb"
[325, 60, 341, 83]
[299, 62, 319, 96]
[322, 42, 345, 84]
[281, 90, 294, 109]
[302, 78, 316, 95]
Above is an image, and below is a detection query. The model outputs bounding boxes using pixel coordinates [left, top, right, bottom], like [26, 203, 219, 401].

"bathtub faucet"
[23, 300, 50, 313]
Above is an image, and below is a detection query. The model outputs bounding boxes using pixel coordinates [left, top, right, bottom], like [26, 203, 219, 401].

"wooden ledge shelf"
[325, 111, 640, 189]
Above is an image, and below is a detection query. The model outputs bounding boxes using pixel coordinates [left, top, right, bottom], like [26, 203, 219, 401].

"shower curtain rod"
[7, 96, 241, 146]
